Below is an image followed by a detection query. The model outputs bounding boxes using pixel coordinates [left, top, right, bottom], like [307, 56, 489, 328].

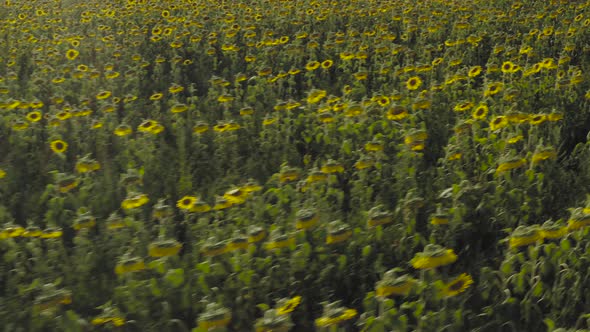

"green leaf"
[532, 281, 543, 297]
[256, 303, 270, 311]
[362, 245, 372, 257]
[543, 318, 555, 331]
[165, 269, 185, 288]
[560, 239, 571, 251]
[150, 278, 162, 296]
[196, 261, 210, 274]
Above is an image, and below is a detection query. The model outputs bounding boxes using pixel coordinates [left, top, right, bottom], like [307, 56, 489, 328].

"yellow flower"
[295, 209, 319, 230]
[567, 208, 590, 231]
[177, 196, 198, 211]
[114, 258, 145, 275]
[540, 222, 568, 240]
[66, 49, 79, 60]
[454, 101, 474, 112]
[190, 200, 211, 213]
[430, 213, 450, 225]
[91, 317, 125, 327]
[121, 193, 149, 210]
[406, 76, 422, 90]
[149, 93, 163, 101]
[148, 240, 182, 257]
[386, 106, 409, 120]
[305, 61, 320, 71]
[353, 71, 368, 81]
[248, 227, 267, 244]
[468, 66, 483, 78]
[321, 59, 333, 69]
[223, 188, 249, 205]
[532, 148, 556, 165]
[213, 196, 233, 210]
[404, 130, 428, 151]
[170, 103, 189, 113]
[440, 273, 474, 297]
[264, 236, 295, 251]
[495, 158, 527, 175]
[501, 61, 518, 74]
[529, 114, 547, 126]
[489, 116, 509, 131]
[472, 104, 488, 120]
[57, 176, 79, 193]
[75, 160, 101, 173]
[315, 309, 357, 327]
[484, 82, 504, 97]
[410, 245, 457, 269]
[12, 120, 29, 131]
[507, 135, 524, 144]
[114, 125, 133, 136]
[193, 122, 209, 134]
[506, 112, 530, 124]
[0, 169, 5, 179]
[276, 296, 301, 315]
[376, 273, 418, 297]
[320, 160, 344, 174]
[509, 226, 542, 248]
[325, 225, 353, 244]
[50, 140, 68, 154]
[307, 89, 327, 104]
[26, 111, 42, 122]
[96, 90, 111, 100]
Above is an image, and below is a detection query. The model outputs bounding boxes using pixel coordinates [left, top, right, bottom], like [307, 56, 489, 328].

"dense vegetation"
[1, 0, 590, 331]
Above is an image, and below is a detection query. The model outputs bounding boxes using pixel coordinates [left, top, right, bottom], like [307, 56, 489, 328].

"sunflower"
[114, 257, 145, 275]
[114, 125, 133, 136]
[148, 239, 182, 257]
[66, 49, 79, 60]
[529, 114, 547, 125]
[307, 89, 327, 104]
[472, 104, 489, 120]
[501, 61, 517, 74]
[441, 273, 474, 297]
[567, 208, 590, 231]
[406, 76, 423, 90]
[26, 111, 42, 122]
[305, 60, 320, 71]
[376, 273, 418, 297]
[295, 209, 319, 230]
[352, 71, 368, 81]
[321, 59, 333, 69]
[495, 157, 527, 175]
[315, 307, 357, 328]
[50, 139, 68, 154]
[489, 116, 509, 131]
[454, 101, 474, 112]
[96, 90, 111, 100]
[276, 296, 301, 315]
[540, 221, 568, 240]
[321, 160, 344, 174]
[177, 195, 198, 211]
[386, 105, 409, 121]
[484, 82, 504, 97]
[91, 317, 125, 327]
[410, 244, 458, 269]
[148, 92, 163, 101]
[121, 193, 149, 210]
[509, 226, 542, 248]
[532, 148, 557, 165]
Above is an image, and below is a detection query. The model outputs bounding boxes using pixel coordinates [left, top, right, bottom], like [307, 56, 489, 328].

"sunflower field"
[1, 0, 590, 331]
